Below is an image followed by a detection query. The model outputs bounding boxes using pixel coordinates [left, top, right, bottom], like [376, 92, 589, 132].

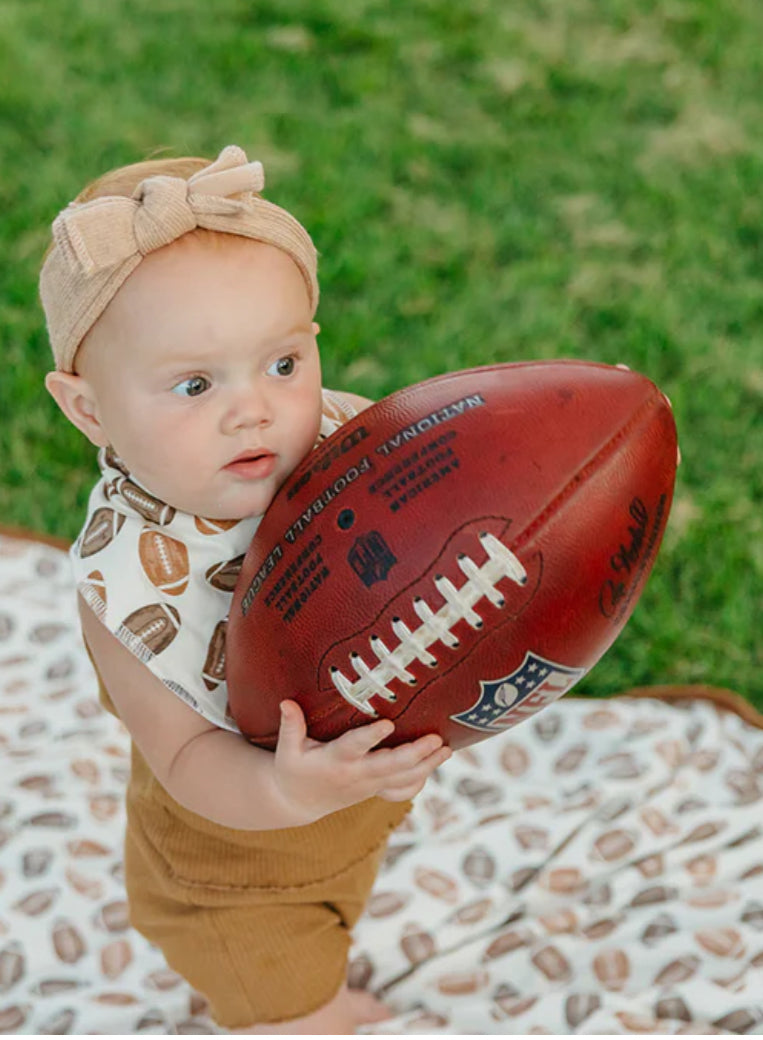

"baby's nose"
[221, 384, 273, 433]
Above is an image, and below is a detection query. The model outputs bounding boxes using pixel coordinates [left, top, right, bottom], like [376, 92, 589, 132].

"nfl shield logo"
[348, 531, 397, 587]
[451, 652, 586, 734]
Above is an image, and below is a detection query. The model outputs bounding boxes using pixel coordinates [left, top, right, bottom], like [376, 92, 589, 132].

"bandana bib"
[71, 389, 356, 731]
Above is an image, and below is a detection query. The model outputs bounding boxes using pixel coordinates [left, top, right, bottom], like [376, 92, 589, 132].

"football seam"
[511, 388, 667, 554]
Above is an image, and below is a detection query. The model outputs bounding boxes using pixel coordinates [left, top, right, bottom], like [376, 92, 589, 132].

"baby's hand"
[273, 700, 451, 823]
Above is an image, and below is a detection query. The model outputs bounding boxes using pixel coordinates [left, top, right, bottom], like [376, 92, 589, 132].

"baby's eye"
[171, 375, 211, 397]
[268, 355, 296, 378]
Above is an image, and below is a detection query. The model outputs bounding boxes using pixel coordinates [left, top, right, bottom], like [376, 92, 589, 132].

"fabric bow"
[52, 146, 265, 275]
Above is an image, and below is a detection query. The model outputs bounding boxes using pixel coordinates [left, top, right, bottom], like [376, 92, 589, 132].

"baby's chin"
[197, 488, 279, 525]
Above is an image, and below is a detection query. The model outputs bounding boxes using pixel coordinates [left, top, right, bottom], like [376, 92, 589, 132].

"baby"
[40, 145, 451, 1033]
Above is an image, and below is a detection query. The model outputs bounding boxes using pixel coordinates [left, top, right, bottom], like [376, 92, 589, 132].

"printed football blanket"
[0, 530, 761, 1035]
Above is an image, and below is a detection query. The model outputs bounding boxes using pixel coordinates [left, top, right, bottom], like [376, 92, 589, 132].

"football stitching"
[155, 535, 173, 578]
[329, 532, 527, 715]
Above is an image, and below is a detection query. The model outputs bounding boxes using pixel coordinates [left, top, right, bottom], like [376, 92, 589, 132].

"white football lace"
[330, 532, 527, 715]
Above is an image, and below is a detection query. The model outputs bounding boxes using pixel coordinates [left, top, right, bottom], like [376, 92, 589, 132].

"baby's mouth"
[224, 451, 277, 479]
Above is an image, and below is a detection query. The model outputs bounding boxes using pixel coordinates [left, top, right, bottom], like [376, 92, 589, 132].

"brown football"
[138, 528, 189, 596]
[226, 361, 677, 749]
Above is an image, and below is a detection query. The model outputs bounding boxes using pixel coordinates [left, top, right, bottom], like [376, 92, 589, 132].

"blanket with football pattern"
[1, 530, 761, 1035]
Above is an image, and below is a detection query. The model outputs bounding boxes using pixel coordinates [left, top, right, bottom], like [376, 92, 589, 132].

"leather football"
[226, 361, 677, 749]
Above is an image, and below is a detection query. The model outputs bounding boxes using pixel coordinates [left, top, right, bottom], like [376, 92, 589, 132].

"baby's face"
[78, 235, 323, 520]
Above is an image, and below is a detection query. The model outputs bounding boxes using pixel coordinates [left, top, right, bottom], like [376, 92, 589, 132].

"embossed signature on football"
[227, 361, 677, 749]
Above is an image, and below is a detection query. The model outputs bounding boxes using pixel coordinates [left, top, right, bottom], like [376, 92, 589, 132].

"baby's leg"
[236, 982, 391, 1035]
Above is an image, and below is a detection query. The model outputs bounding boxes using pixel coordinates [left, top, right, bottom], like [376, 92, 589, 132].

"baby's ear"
[44, 371, 110, 448]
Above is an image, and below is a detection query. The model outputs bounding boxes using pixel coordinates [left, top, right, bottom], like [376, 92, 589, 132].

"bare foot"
[240, 982, 392, 1035]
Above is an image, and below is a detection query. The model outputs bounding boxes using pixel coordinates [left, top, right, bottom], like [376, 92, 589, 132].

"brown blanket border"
[609, 683, 763, 731]
[0, 522, 72, 552]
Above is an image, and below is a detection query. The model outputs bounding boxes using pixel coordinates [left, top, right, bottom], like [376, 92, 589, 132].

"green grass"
[1, 0, 761, 704]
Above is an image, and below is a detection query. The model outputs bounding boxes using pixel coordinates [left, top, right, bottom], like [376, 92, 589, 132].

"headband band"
[40, 145, 319, 372]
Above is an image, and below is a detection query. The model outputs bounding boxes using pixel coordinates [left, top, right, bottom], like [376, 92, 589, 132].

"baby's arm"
[80, 597, 450, 830]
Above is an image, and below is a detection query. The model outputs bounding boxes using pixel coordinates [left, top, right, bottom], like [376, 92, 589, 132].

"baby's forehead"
[146, 229, 294, 266]
[78, 233, 313, 375]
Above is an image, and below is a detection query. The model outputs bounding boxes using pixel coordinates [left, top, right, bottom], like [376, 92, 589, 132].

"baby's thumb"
[277, 699, 306, 750]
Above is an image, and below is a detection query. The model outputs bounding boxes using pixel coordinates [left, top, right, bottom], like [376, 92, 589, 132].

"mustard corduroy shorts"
[125, 826, 386, 1027]
[123, 744, 408, 1028]
[87, 640, 410, 1027]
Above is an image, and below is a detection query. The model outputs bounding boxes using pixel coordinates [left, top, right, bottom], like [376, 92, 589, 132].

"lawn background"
[1, 0, 761, 705]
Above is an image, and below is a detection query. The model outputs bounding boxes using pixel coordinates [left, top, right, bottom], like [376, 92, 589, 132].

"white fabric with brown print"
[68, 388, 355, 732]
[354, 697, 763, 1034]
[2, 531, 762, 1035]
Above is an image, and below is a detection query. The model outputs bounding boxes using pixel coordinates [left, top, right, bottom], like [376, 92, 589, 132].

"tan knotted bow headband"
[40, 145, 319, 372]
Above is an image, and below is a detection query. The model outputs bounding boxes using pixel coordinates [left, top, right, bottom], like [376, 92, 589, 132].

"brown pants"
[125, 819, 387, 1027]
[122, 743, 408, 1028]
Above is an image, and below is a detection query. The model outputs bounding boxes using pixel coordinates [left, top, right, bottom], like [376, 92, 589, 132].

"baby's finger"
[368, 733, 445, 773]
[377, 745, 452, 790]
[378, 783, 424, 802]
[330, 718, 396, 759]
[378, 748, 452, 800]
